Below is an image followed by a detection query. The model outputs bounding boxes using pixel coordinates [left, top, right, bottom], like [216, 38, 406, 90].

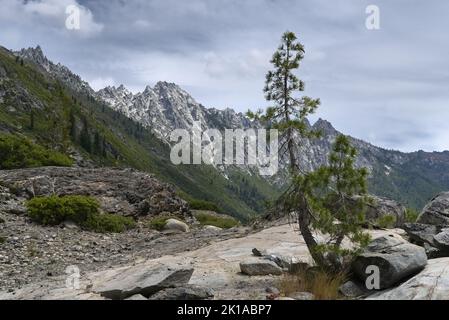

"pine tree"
[247, 31, 323, 266]
[289, 135, 371, 271]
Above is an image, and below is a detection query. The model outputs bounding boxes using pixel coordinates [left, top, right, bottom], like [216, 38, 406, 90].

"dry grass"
[278, 268, 347, 300]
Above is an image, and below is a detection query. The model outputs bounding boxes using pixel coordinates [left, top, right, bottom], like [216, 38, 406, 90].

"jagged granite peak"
[15, 45, 95, 96]
[312, 118, 338, 135]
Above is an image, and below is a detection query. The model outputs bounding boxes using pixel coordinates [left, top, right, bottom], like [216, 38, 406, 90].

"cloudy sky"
[1, 0, 449, 152]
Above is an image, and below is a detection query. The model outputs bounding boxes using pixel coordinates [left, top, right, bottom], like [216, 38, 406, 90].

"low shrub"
[194, 211, 239, 229]
[26, 195, 134, 233]
[26, 195, 99, 225]
[405, 208, 419, 223]
[84, 214, 135, 233]
[376, 214, 396, 229]
[0, 134, 72, 169]
[0, 236, 5, 244]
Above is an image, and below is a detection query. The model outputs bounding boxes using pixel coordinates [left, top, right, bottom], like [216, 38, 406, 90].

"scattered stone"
[288, 292, 315, 300]
[125, 294, 147, 300]
[202, 225, 222, 233]
[265, 287, 280, 295]
[252, 248, 265, 257]
[352, 235, 427, 289]
[339, 280, 366, 298]
[63, 220, 79, 230]
[240, 259, 283, 276]
[163, 219, 190, 233]
[148, 285, 214, 300]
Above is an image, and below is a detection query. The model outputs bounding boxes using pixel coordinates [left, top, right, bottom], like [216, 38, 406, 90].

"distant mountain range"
[1, 45, 449, 219]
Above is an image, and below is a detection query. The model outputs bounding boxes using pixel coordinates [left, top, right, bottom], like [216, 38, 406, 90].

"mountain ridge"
[9, 45, 449, 210]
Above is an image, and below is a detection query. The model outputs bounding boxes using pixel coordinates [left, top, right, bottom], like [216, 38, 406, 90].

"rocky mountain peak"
[313, 118, 337, 135]
[17, 45, 49, 71]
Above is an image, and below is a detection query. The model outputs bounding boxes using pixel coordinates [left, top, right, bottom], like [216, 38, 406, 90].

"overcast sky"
[1, 0, 449, 152]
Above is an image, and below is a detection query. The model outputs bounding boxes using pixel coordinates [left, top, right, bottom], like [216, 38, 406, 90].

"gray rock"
[93, 263, 194, 300]
[433, 230, 449, 251]
[202, 225, 222, 233]
[339, 280, 367, 298]
[252, 248, 267, 257]
[288, 292, 315, 300]
[403, 223, 439, 246]
[367, 258, 449, 300]
[240, 259, 283, 276]
[125, 294, 147, 300]
[265, 287, 280, 295]
[356, 195, 406, 227]
[418, 192, 449, 226]
[164, 219, 189, 233]
[148, 285, 214, 300]
[352, 235, 427, 289]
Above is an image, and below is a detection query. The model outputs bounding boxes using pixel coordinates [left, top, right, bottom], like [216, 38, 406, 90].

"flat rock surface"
[0, 224, 404, 300]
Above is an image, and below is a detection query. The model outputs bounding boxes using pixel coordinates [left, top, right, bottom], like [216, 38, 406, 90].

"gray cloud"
[1, 0, 448, 152]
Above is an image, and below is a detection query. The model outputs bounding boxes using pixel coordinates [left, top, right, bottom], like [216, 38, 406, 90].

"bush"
[0, 236, 5, 244]
[376, 214, 397, 229]
[0, 134, 72, 169]
[189, 199, 221, 212]
[405, 208, 419, 223]
[26, 195, 99, 225]
[194, 211, 239, 229]
[84, 214, 135, 233]
[26, 195, 134, 233]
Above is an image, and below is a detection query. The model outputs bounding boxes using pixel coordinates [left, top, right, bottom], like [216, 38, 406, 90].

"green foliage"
[148, 216, 170, 231]
[193, 211, 239, 229]
[284, 135, 371, 271]
[405, 208, 419, 223]
[84, 214, 135, 233]
[26, 195, 100, 225]
[376, 214, 397, 229]
[189, 199, 221, 212]
[0, 134, 72, 169]
[26, 195, 134, 233]
[0, 236, 5, 244]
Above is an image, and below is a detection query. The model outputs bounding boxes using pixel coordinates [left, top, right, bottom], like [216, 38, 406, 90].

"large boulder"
[240, 259, 283, 276]
[417, 192, 449, 226]
[164, 218, 190, 233]
[92, 263, 194, 300]
[358, 195, 406, 228]
[352, 235, 427, 289]
[367, 258, 449, 300]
